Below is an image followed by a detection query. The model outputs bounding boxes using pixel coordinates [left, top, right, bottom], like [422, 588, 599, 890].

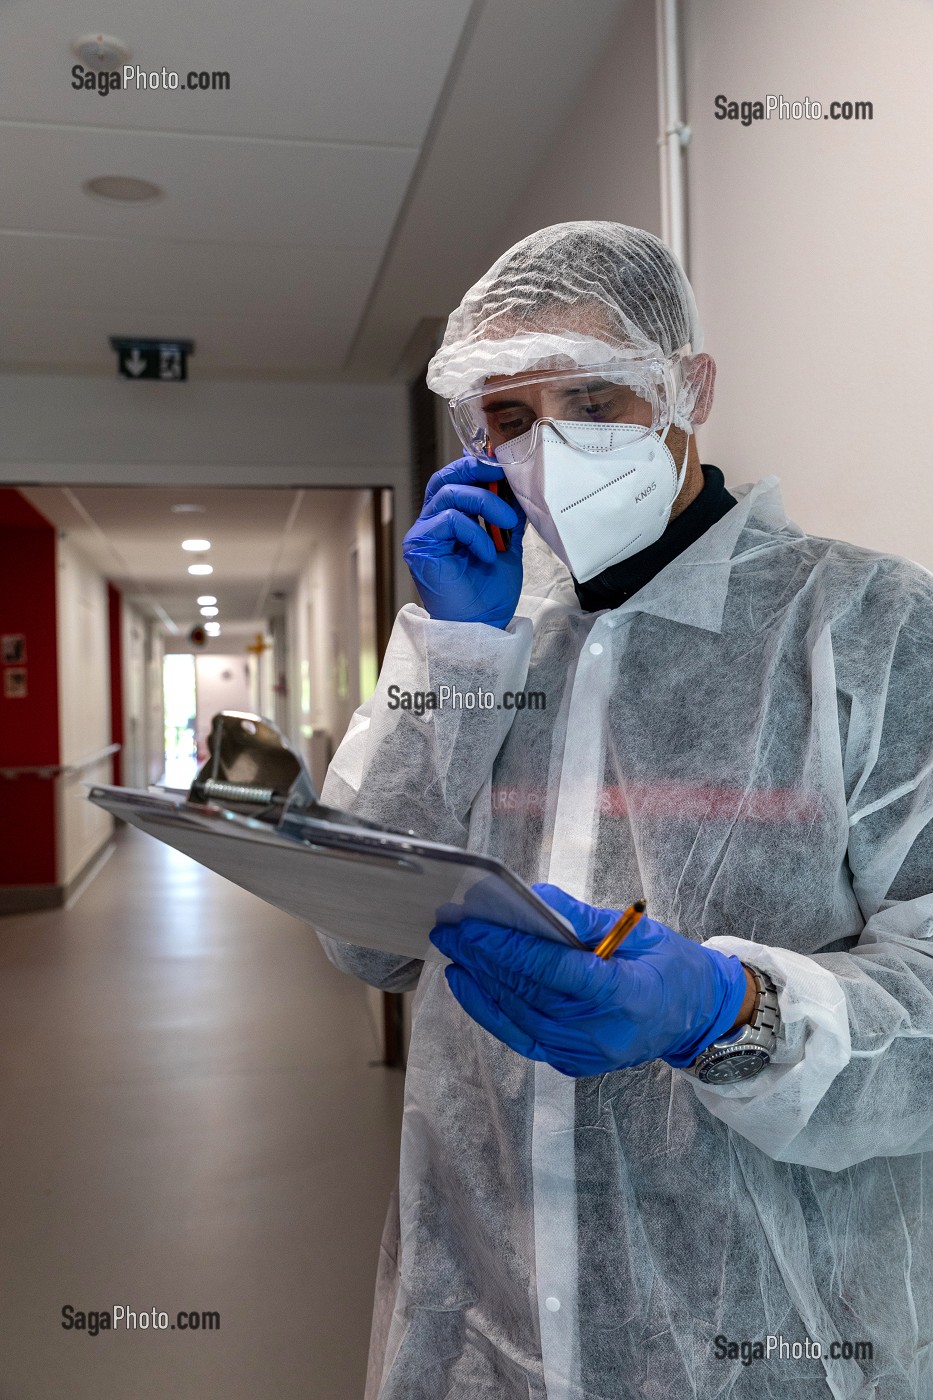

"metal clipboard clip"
[189, 711, 413, 838]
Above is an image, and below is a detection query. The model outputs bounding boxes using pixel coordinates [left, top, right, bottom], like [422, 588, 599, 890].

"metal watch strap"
[685, 966, 781, 1083]
[743, 966, 781, 1046]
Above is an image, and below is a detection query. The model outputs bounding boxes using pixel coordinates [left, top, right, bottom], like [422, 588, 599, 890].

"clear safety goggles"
[448, 350, 687, 464]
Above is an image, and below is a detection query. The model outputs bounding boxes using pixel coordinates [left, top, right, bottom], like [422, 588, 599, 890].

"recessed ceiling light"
[172, 503, 206, 514]
[83, 175, 163, 204]
[71, 32, 131, 70]
[196, 595, 217, 606]
[200, 606, 219, 618]
[188, 563, 213, 576]
[181, 539, 211, 551]
[204, 623, 221, 636]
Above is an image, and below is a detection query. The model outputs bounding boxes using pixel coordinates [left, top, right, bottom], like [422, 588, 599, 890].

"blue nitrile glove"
[429, 883, 750, 1078]
[402, 456, 526, 628]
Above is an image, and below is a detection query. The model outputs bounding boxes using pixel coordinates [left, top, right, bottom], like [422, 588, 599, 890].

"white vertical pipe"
[655, 0, 690, 272]
[655, 0, 671, 250]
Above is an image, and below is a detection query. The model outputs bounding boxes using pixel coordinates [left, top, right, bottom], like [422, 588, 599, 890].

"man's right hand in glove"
[403, 457, 525, 628]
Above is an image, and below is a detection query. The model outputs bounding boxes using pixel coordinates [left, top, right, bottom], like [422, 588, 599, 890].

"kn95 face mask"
[495, 420, 688, 583]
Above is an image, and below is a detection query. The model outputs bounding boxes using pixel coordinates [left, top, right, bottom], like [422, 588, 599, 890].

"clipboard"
[87, 712, 584, 960]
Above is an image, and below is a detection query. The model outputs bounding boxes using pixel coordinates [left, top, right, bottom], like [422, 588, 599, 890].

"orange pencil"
[593, 900, 647, 960]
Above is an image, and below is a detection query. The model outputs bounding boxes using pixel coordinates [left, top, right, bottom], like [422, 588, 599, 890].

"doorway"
[162, 652, 197, 788]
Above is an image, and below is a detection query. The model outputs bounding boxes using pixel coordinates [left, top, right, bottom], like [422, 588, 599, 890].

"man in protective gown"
[317, 222, 933, 1399]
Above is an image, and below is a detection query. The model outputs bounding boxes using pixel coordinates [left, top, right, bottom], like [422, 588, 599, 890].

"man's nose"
[536, 391, 565, 420]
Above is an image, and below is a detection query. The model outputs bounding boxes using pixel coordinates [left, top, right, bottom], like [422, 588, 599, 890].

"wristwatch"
[685, 966, 781, 1084]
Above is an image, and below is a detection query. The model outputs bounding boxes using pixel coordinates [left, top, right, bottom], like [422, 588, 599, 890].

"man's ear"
[684, 353, 716, 426]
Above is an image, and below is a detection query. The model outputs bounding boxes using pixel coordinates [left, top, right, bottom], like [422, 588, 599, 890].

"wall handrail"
[0, 743, 121, 780]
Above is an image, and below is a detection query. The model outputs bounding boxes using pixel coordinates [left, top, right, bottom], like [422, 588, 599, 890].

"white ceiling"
[0, 0, 472, 377]
[0, 0, 630, 381]
[19, 485, 359, 633]
[0, 0, 470, 142]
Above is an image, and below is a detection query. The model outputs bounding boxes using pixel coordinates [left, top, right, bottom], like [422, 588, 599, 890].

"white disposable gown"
[317, 476, 933, 1399]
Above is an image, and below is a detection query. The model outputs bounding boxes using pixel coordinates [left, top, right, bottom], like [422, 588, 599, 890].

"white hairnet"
[426, 221, 704, 413]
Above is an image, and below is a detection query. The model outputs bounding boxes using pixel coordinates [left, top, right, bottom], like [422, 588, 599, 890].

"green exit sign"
[110, 337, 194, 381]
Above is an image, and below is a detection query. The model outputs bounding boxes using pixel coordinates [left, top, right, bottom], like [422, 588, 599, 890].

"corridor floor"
[0, 826, 405, 1399]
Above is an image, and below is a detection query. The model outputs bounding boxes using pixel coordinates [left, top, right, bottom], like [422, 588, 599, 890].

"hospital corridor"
[1, 1, 930, 1397]
[0, 826, 404, 1397]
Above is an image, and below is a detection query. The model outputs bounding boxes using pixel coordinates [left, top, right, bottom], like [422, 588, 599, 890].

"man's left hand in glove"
[429, 883, 752, 1078]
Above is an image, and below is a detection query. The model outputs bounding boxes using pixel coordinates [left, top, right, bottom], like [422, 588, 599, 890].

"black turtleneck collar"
[573, 464, 737, 613]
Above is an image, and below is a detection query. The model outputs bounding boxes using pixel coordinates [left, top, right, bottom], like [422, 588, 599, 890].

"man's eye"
[564, 393, 618, 420]
[489, 410, 533, 437]
[566, 387, 646, 422]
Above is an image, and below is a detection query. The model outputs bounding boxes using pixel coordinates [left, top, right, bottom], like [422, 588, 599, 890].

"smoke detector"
[71, 33, 131, 70]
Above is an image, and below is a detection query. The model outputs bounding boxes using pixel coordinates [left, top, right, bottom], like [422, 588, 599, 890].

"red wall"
[108, 584, 124, 787]
[0, 490, 59, 886]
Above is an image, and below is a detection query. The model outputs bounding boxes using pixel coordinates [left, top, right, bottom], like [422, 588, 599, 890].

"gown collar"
[519, 474, 795, 637]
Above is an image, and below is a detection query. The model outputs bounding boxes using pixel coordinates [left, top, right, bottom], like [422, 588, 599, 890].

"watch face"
[699, 1047, 771, 1085]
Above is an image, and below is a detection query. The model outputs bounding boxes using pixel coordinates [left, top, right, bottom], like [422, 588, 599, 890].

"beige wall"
[288, 491, 378, 789]
[55, 536, 113, 885]
[120, 599, 150, 790]
[286, 493, 384, 1039]
[488, 0, 932, 570]
[683, 0, 933, 567]
[145, 621, 165, 786]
